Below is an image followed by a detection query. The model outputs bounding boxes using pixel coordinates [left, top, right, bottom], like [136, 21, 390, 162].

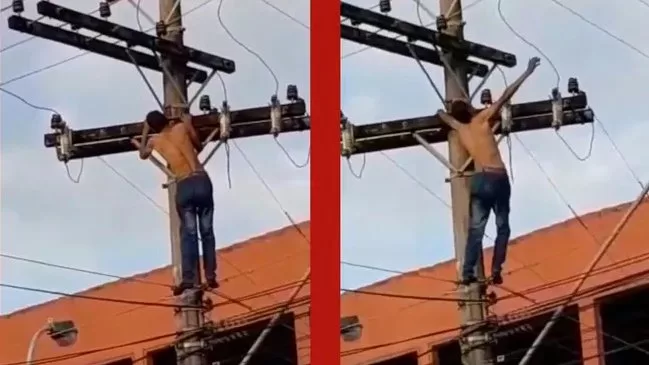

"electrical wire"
[594, 116, 644, 189]
[341, 288, 484, 303]
[513, 134, 628, 268]
[345, 154, 366, 179]
[549, 0, 649, 62]
[215, 0, 310, 169]
[0, 329, 193, 365]
[0, 282, 202, 309]
[259, 0, 309, 30]
[0, 87, 85, 183]
[216, 0, 278, 97]
[230, 140, 309, 244]
[414, 0, 437, 26]
[496, 0, 560, 90]
[340, 269, 649, 360]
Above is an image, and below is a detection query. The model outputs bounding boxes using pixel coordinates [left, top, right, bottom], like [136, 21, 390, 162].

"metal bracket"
[54, 122, 73, 162]
[125, 48, 165, 112]
[341, 115, 356, 158]
[469, 64, 497, 102]
[201, 140, 224, 168]
[413, 132, 458, 174]
[270, 95, 282, 136]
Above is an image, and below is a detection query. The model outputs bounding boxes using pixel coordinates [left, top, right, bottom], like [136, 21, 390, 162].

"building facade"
[340, 200, 649, 365]
[0, 223, 311, 365]
[2, 200, 649, 365]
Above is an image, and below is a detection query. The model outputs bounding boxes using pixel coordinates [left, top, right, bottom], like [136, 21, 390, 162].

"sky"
[1, 0, 649, 315]
[0, 0, 310, 314]
[340, 0, 649, 289]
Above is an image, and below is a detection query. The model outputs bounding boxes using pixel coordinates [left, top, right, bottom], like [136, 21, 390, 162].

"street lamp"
[26, 318, 78, 365]
[340, 315, 363, 342]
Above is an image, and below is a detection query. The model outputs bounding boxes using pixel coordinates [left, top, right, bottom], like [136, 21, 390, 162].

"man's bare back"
[151, 123, 202, 180]
[456, 113, 505, 170]
[138, 110, 204, 181]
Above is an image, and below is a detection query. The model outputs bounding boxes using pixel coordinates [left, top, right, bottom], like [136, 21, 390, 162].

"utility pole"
[439, 1, 491, 364]
[339, 2, 594, 364]
[157, 1, 203, 365]
[7, 2, 310, 364]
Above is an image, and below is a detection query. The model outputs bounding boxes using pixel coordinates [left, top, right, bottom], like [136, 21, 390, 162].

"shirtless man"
[138, 110, 218, 295]
[437, 57, 541, 286]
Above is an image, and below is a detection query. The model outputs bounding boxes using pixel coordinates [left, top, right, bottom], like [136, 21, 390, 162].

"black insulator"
[350, 19, 361, 26]
[270, 94, 279, 104]
[551, 87, 560, 99]
[199, 95, 211, 112]
[379, 0, 391, 13]
[50, 114, 64, 129]
[567, 77, 579, 94]
[99, 2, 111, 18]
[436, 15, 448, 31]
[71, 23, 80, 31]
[480, 89, 492, 105]
[155, 21, 167, 37]
[286, 84, 298, 101]
[12, 0, 24, 14]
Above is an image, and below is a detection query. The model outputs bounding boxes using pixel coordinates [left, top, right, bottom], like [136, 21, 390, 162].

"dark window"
[599, 284, 649, 365]
[436, 305, 583, 365]
[148, 313, 299, 365]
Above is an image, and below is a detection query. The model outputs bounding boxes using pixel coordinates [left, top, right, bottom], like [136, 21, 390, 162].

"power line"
[342, 288, 484, 303]
[549, 0, 649, 61]
[0, 282, 201, 309]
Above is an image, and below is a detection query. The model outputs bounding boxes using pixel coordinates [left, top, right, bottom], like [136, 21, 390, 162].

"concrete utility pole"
[438, 1, 492, 364]
[7, 2, 310, 364]
[339, 2, 594, 365]
[157, 2, 204, 365]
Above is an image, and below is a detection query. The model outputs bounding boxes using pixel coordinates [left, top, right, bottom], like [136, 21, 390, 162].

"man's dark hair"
[449, 99, 474, 124]
[145, 110, 168, 132]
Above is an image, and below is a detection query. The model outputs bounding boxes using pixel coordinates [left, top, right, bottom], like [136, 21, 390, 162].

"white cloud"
[0, 0, 310, 313]
[341, 0, 649, 289]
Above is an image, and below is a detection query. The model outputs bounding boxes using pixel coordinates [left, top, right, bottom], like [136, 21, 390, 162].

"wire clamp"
[219, 100, 232, 141]
[551, 88, 563, 130]
[341, 112, 356, 158]
[51, 114, 74, 162]
[269, 95, 282, 137]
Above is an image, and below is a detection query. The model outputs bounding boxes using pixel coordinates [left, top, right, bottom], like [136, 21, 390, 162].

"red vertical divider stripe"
[310, 0, 341, 364]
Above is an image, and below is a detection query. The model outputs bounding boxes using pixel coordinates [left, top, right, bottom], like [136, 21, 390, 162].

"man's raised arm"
[437, 109, 463, 130]
[482, 57, 540, 121]
[137, 122, 153, 160]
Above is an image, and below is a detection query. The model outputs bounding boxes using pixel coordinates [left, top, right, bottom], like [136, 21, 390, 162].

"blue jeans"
[462, 170, 511, 280]
[175, 172, 217, 286]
